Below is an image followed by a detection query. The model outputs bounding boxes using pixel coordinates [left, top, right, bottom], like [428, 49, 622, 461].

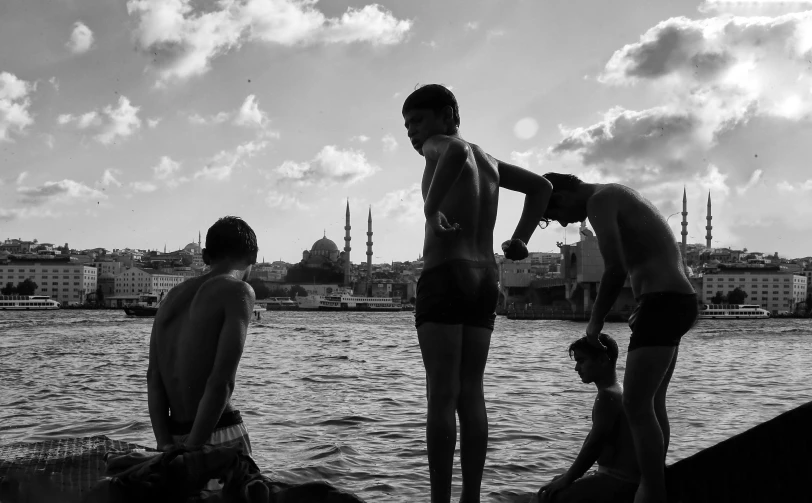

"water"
[1, 311, 810, 502]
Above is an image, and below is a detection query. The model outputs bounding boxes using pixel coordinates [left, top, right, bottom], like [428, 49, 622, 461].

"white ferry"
[699, 304, 771, 319]
[0, 295, 61, 310]
[256, 297, 299, 310]
[297, 292, 402, 312]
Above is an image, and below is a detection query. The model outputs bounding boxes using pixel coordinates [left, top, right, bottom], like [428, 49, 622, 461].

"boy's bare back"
[151, 274, 255, 422]
[420, 136, 500, 271]
[594, 385, 638, 478]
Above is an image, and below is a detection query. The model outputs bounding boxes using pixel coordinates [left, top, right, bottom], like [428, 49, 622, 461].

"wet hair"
[402, 84, 460, 129]
[204, 216, 258, 263]
[539, 172, 585, 228]
[568, 333, 619, 364]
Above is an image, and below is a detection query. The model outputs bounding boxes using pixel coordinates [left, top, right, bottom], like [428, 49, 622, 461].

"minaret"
[344, 200, 352, 286]
[366, 207, 373, 287]
[198, 231, 201, 247]
[705, 192, 713, 248]
[680, 187, 688, 260]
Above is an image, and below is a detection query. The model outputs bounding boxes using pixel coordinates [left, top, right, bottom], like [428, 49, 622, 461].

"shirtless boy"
[541, 173, 697, 503]
[537, 334, 638, 503]
[402, 84, 553, 503]
[148, 216, 258, 455]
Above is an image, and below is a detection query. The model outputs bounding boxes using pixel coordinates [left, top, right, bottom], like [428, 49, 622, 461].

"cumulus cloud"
[351, 134, 370, 142]
[16, 172, 28, 185]
[777, 179, 812, 191]
[189, 111, 230, 125]
[234, 94, 268, 127]
[0, 72, 35, 142]
[127, 0, 412, 84]
[265, 189, 307, 209]
[736, 169, 763, 195]
[381, 133, 398, 152]
[17, 179, 107, 206]
[131, 181, 158, 192]
[509, 148, 545, 169]
[195, 139, 268, 181]
[147, 117, 162, 128]
[99, 169, 122, 187]
[49, 77, 60, 92]
[699, 0, 812, 15]
[375, 183, 423, 223]
[58, 96, 142, 145]
[0, 207, 60, 222]
[465, 21, 480, 30]
[274, 145, 379, 186]
[66, 21, 94, 54]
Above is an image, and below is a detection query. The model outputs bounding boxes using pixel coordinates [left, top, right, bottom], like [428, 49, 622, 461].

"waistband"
[168, 409, 243, 436]
[597, 465, 639, 484]
[421, 259, 497, 275]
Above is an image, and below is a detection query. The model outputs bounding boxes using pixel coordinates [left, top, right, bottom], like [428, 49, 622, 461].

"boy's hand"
[501, 238, 528, 260]
[426, 211, 461, 237]
[586, 320, 606, 350]
[538, 474, 572, 502]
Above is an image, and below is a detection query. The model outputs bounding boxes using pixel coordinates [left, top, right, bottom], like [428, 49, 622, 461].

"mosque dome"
[311, 237, 339, 252]
[183, 242, 202, 253]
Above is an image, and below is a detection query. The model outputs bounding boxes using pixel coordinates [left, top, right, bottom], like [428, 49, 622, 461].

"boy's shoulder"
[595, 384, 623, 408]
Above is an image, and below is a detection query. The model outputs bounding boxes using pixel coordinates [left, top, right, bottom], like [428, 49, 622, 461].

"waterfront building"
[93, 261, 123, 277]
[701, 264, 807, 313]
[0, 261, 97, 304]
[113, 267, 186, 296]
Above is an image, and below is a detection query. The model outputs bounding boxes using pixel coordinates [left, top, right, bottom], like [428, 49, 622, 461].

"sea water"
[1, 310, 810, 502]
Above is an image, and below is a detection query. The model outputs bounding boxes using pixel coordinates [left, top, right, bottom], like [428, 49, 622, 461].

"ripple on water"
[1, 310, 810, 501]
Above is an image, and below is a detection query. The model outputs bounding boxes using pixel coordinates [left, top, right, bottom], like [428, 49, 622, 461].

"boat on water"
[256, 297, 298, 310]
[123, 294, 162, 317]
[297, 291, 402, 312]
[699, 304, 771, 319]
[0, 295, 61, 310]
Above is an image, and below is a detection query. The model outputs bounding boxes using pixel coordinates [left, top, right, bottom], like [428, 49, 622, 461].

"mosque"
[285, 201, 374, 287]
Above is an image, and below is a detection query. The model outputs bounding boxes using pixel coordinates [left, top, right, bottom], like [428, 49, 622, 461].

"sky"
[2, 0, 812, 263]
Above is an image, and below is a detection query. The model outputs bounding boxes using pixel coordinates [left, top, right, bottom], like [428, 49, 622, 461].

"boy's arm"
[587, 193, 627, 339]
[147, 325, 173, 450]
[561, 393, 621, 483]
[185, 281, 255, 448]
[422, 135, 470, 232]
[498, 161, 552, 245]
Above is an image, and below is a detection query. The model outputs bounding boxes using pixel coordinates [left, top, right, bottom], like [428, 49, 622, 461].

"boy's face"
[545, 192, 586, 227]
[572, 349, 609, 384]
[403, 108, 449, 156]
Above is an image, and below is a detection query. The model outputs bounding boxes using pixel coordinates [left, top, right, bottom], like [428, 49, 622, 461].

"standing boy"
[540, 174, 697, 503]
[537, 334, 639, 503]
[403, 84, 553, 503]
[148, 216, 258, 455]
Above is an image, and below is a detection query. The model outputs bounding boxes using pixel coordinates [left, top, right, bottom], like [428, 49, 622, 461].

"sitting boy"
[538, 334, 639, 503]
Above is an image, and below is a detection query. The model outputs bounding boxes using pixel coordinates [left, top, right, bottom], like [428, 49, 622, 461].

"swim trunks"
[415, 259, 499, 330]
[597, 465, 640, 485]
[169, 409, 252, 456]
[628, 292, 698, 352]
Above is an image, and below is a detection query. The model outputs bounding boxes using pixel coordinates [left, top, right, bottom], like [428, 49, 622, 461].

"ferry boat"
[699, 304, 771, 319]
[123, 294, 162, 317]
[256, 297, 298, 310]
[297, 292, 402, 312]
[0, 295, 61, 310]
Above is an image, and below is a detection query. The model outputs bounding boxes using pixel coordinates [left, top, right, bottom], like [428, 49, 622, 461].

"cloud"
[0, 207, 60, 222]
[130, 181, 158, 192]
[0, 72, 35, 142]
[100, 169, 123, 187]
[234, 94, 268, 128]
[147, 117, 162, 128]
[274, 145, 379, 186]
[465, 21, 480, 31]
[375, 183, 423, 223]
[195, 139, 268, 181]
[17, 179, 107, 206]
[351, 134, 370, 142]
[699, 0, 812, 15]
[66, 21, 94, 54]
[736, 169, 763, 195]
[16, 172, 28, 185]
[58, 96, 142, 144]
[189, 111, 230, 125]
[776, 179, 812, 191]
[486, 29, 505, 39]
[510, 148, 544, 169]
[264, 189, 307, 209]
[44, 134, 54, 149]
[49, 77, 60, 92]
[127, 0, 412, 85]
[382, 133, 398, 152]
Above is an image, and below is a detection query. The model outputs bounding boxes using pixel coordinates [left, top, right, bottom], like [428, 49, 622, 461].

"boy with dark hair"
[148, 216, 258, 457]
[537, 334, 639, 503]
[541, 174, 697, 503]
[403, 84, 553, 503]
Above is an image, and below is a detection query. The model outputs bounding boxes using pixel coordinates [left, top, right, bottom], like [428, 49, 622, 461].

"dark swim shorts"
[627, 292, 698, 352]
[415, 259, 499, 330]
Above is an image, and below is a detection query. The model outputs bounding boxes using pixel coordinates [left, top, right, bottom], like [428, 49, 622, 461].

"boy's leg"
[653, 347, 679, 457]
[622, 346, 677, 503]
[418, 322, 464, 503]
[457, 326, 492, 503]
[546, 473, 638, 503]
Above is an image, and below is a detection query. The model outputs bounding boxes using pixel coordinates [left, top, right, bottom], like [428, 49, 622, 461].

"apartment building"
[114, 267, 186, 296]
[702, 268, 807, 313]
[0, 262, 97, 304]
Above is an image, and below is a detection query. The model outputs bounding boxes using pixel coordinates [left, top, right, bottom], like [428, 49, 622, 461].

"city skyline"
[3, 0, 812, 261]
